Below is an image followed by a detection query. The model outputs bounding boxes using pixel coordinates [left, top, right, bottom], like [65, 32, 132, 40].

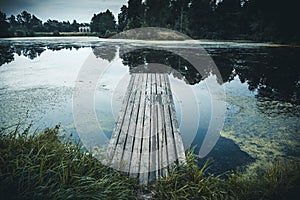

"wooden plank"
[109, 74, 141, 169]
[149, 74, 159, 182]
[129, 74, 147, 176]
[158, 74, 169, 177]
[106, 74, 136, 164]
[161, 74, 177, 172]
[139, 73, 152, 184]
[165, 75, 186, 163]
[120, 74, 144, 173]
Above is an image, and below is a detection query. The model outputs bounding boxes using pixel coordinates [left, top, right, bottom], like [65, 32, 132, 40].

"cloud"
[0, 0, 127, 22]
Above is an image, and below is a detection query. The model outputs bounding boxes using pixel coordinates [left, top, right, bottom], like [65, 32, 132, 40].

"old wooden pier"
[107, 72, 185, 184]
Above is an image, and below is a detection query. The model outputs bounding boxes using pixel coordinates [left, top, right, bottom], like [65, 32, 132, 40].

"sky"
[0, 0, 128, 23]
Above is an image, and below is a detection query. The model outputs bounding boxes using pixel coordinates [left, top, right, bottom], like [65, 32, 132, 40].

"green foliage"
[91, 9, 116, 36]
[1, 10, 89, 37]
[0, 125, 138, 200]
[0, 11, 10, 37]
[1, 0, 299, 42]
[43, 19, 81, 32]
[116, 0, 300, 44]
[118, 5, 128, 31]
[228, 160, 300, 200]
[52, 30, 60, 36]
[154, 149, 300, 200]
[127, 0, 144, 29]
[1, 125, 299, 199]
[154, 150, 230, 200]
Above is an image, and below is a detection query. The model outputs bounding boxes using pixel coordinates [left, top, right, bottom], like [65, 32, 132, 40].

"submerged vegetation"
[1, 125, 299, 200]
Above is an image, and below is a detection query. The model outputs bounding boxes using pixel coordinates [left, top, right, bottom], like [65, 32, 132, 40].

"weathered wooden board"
[107, 73, 185, 184]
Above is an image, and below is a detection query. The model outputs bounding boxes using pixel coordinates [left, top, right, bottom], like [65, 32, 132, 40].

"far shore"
[34, 31, 97, 37]
[1, 33, 299, 47]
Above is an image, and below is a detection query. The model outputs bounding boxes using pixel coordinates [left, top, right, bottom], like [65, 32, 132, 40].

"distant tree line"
[115, 0, 299, 43]
[0, 11, 89, 37]
[1, 0, 299, 43]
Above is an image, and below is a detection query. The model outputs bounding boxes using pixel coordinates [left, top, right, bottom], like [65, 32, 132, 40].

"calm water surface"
[0, 37, 299, 174]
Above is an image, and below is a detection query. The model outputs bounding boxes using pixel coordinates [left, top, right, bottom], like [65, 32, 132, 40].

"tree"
[127, 0, 144, 29]
[188, 0, 214, 38]
[44, 20, 58, 32]
[0, 12, 9, 37]
[170, 0, 191, 33]
[90, 9, 116, 36]
[241, 0, 299, 43]
[30, 15, 44, 31]
[61, 21, 72, 32]
[71, 20, 80, 32]
[118, 5, 128, 31]
[215, 0, 242, 39]
[144, 0, 170, 27]
[17, 11, 32, 29]
[8, 15, 18, 27]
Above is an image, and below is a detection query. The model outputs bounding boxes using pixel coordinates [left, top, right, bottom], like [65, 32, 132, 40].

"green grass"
[1, 125, 299, 200]
[153, 151, 300, 200]
[0, 125, 139, 200]
[153, 150, 300, 200]
[153, 151, 228, 200]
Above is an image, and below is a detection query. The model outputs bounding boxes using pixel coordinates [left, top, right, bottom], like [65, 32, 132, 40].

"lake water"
[0, 37, 299, 174]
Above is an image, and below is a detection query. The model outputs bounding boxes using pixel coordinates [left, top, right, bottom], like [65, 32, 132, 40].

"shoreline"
[1, 35, 299, 47]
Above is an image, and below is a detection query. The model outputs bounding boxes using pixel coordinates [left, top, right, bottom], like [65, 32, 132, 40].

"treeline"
[0, 11, 89, 37]
[115, 0, 299, 43]
[1, 0, 299, 43]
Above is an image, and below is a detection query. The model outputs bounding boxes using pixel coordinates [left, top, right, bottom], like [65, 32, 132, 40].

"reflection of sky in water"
[0, 38, 299, 175]
[0, 49, 89, 89]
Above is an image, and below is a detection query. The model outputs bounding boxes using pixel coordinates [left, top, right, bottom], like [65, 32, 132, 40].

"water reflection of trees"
[0, 42, 84, 64]
[0, 43, 14, 66]
[14, 46, 46, 60]
[0, 42, 118, 65]
[210, 47, 300, 105]
[121, 49, 204, 85]
[121, 47, 300, 104]
[1, 42, 298, 104]
[91, 45, 117, 62]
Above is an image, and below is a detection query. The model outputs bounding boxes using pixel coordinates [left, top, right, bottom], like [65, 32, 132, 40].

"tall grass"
[153, 150, 231, 200]
[1, 125, 299, 200]
[0, 125, 139, 200]
[154, 150, 300, 200]
[227, 160, 300, 200]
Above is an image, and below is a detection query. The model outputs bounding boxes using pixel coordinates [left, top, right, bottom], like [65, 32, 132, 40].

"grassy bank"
[0, 125, 139, 200]
[1, 125, 299, 199]
[153, 151, 300, 200]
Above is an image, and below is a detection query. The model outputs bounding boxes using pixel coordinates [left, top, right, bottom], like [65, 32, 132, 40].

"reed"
[1, 125, 299, 200]
[153, 149, 300, 200]
[0, 125, 139, 200]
